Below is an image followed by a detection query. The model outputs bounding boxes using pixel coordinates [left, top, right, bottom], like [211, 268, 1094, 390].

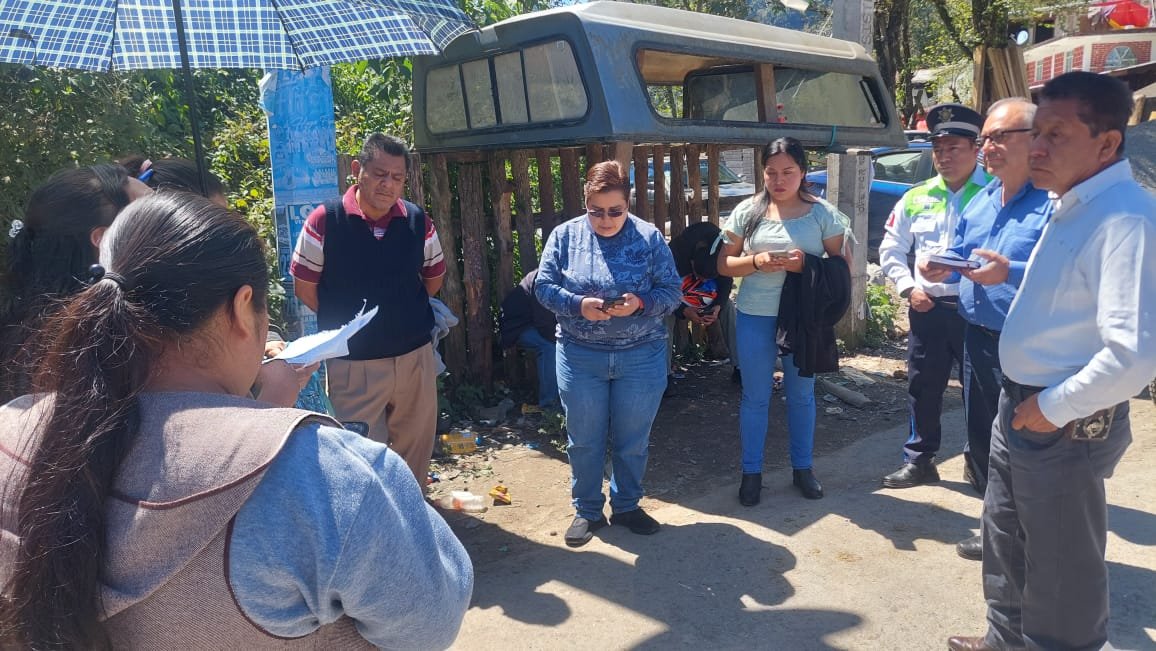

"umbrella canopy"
[0, 0, 473, 192]
[0, 0, 472, 71]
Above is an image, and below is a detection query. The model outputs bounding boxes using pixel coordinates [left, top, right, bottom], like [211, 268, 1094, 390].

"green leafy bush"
[864, 283, 898, 347]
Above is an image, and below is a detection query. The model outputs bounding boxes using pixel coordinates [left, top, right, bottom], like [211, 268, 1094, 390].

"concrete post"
[827, 150, 872, 348]
[830, 0, 875, 350]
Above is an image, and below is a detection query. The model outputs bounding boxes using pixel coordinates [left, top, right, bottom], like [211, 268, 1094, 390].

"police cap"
[926, 103, 984, 140]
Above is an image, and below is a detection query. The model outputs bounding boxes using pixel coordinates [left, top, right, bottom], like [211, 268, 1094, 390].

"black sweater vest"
[317, 199, 433, 360]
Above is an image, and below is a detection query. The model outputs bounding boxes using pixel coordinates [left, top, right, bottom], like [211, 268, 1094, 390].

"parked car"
[806, 141, 934, 261]
[630, 156, 756, 221]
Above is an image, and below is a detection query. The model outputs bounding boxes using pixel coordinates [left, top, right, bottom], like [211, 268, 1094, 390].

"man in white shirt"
[948, 72, 1156, 651]
[879, 104, 991, 489]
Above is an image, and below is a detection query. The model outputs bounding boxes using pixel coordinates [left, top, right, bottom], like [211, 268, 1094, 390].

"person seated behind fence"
[0, 193, 473, 649]
[119, 155, 228, 207]
[499, 268, 560, 409]
[0, 164, 151, 404]
[535, 160, 682, 548]
[666, 221, 735, 373]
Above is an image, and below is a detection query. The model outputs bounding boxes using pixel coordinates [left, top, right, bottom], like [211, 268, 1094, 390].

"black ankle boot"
[739, 473, 762, 506]
[792, 468, 824, 499]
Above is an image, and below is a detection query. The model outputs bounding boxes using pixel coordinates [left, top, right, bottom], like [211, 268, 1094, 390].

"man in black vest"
[290, 133, 445, 483]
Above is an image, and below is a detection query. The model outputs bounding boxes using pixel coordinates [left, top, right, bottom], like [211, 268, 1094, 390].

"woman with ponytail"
[0, 193, 472, 649]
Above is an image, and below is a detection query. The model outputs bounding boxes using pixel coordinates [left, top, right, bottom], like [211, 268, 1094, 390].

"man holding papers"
[290, 134, 446, 483]
[879, 104, 992, 489]
[921, 98, 1052, 561]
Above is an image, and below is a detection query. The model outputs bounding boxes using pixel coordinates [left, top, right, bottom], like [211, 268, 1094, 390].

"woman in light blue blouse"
[718, 138, 850, 506]
[535, 161, 681, 548]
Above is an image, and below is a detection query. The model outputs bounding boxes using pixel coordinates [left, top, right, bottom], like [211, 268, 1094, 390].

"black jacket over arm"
[776, 254, 851, 377]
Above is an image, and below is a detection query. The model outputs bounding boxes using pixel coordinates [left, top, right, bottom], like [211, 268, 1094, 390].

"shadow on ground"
[464, 516, 862, 649]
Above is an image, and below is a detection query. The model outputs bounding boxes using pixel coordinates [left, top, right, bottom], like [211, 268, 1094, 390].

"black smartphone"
[697, 305, 714, 316]
[600, 296, 626, 310]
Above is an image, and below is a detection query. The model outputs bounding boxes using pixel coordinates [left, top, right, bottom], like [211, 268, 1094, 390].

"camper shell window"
[425, 39, 588, 134]
[636, 49, 885, 128]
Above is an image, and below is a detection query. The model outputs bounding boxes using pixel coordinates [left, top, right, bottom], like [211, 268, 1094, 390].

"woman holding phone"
[718, 138, 851, 505]
[535, 161, 681, 547]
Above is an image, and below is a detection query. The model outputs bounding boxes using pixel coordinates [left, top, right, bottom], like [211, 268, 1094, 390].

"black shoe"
[963, 458, 987, 497]
[947, 635, 994, 651]
[610, 508, 661, 535]
[792, 468, 824, 499]
[739, 472, 762, 506]
[956, 534, 982, 561]
[564, 516, 606, 547]
[881, 462, 940, 488]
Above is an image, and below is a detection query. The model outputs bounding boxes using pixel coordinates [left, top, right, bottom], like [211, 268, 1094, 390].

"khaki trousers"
[327, 343, 437, 483]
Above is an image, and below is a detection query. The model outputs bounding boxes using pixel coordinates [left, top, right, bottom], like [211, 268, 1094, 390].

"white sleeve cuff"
[1036, 386, 1079, 429]
[895, 276, 916, 297]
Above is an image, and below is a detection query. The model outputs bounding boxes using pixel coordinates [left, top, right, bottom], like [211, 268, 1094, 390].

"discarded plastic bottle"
[439, 490, 487, 513]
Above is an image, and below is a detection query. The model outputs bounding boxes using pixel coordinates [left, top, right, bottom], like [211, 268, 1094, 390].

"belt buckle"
[1063, 407, 1115, 442]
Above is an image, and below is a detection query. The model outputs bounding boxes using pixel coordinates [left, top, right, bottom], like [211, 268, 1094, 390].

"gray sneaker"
[564, 516, 606, 547]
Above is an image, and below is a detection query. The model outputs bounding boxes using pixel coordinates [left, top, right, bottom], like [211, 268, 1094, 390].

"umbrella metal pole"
[171, 0, 209, 196]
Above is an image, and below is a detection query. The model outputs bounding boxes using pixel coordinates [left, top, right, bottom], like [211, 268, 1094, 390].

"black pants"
[902, 299, 965, 463]
[962, 323, 1002, 483]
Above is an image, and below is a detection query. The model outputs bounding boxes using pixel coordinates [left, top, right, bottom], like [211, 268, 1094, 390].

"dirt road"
[445, 396, 1156, 650]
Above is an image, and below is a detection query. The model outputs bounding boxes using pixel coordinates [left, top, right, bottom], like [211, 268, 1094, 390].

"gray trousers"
[982, 386, 1131, 650]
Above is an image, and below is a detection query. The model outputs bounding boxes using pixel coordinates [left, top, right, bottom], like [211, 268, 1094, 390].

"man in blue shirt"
[922, 98, 1052, 561]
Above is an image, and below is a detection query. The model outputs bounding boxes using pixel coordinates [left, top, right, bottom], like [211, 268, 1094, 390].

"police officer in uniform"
[947, 71, 1156, 651]
[879, 104, 991, 488]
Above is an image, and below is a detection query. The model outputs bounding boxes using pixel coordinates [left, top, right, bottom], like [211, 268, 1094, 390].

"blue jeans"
[516, 328, 560, 407]
[557, 338, 668, 521]
[735, 311, 816, 473]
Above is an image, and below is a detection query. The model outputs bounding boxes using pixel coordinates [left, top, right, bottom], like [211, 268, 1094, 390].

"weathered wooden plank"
[753, 146, 765, 194]
[652, 144, 667, 237]
[632, 145, 650, 222]
[408, 152, 425, 209]
[338, 154, 353, 193]
[669, 145, 686, 238]
[458, 163, 492, 388]
[429, 155, 466, 381]
[685, 143, 703, 225]
[613, 142, 633, 173]
[559, 147, 583, 223]
[442, 150, 489, 164]
[511, 150, 538, 271]
[706, 145, 721, 226]
[535, 149, 557, 240]
[585, 143, 603, 168]
[489, 153, 514, 301]
[754, 63, 777, 123]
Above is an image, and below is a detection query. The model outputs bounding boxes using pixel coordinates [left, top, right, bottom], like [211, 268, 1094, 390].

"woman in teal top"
[718, 137, 850, 506]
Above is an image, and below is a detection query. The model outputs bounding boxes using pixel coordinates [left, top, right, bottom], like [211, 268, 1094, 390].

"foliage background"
[0, 0, 1025, 294]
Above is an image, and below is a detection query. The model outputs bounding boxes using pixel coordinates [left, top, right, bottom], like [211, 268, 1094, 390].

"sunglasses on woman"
[587, 207, 626, 219]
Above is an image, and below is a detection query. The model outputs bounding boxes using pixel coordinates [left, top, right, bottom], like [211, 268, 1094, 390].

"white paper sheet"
[271, 303, 379, 365]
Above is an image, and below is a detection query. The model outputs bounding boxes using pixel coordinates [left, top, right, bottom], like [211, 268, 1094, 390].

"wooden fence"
[336, 144, 760, 389]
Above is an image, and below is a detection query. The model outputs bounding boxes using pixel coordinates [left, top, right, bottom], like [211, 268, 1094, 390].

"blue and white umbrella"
[0, 0, 474, 185]
[0, 0, 472, 71]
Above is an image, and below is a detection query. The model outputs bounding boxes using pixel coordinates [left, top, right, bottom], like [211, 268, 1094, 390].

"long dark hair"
[0, 192, 268, 648]
[119, 155, 226, 199]
[0, 164, 134, 403]
[743, 138, 820, 244]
